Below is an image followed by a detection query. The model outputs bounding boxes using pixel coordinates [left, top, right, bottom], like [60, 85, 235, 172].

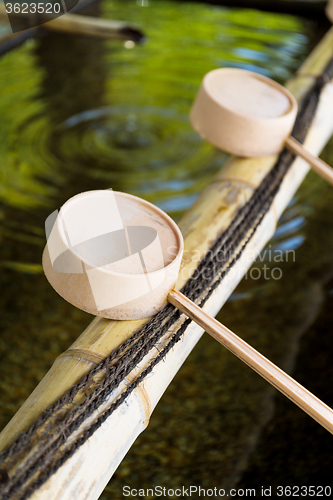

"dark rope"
[1, 61, 333, 499]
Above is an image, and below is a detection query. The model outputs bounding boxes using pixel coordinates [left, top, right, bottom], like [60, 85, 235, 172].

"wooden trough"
[0, 24, 333, 500]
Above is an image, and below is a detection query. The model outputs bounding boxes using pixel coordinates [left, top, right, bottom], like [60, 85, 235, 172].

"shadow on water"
[1, 0, 332, 495]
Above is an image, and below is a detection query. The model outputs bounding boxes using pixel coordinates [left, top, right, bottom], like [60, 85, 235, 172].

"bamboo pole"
[1, 26, 333, 500]
[41, 13, 144, 41]
[0, 5, 144, 41]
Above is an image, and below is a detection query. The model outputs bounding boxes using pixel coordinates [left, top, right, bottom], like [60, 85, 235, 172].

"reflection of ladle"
[190, 68, 333, 186]
[43, 190, 333, 434]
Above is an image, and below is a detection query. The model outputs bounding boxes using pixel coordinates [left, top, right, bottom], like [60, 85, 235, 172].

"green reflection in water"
[0, 0, 322, 495]
[0, 1, 309, 270]
[0, 1, 308, 213]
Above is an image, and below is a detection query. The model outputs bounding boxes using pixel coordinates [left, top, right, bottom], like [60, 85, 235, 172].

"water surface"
[1, 1, 331, 496]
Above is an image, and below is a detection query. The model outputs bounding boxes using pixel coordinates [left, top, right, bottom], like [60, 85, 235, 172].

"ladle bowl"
[190, 67, 333, 186]
[42, 190, 183, 320]
[190, 68, 298, 157]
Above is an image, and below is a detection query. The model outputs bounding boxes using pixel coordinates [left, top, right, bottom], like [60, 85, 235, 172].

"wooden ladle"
[43, 189, 333, 434]
[190, 68, 333, 186]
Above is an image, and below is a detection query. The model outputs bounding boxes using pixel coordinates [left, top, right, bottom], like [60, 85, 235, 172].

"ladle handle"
[285, 136, 333, 186]
[168, 288, 333, 434]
